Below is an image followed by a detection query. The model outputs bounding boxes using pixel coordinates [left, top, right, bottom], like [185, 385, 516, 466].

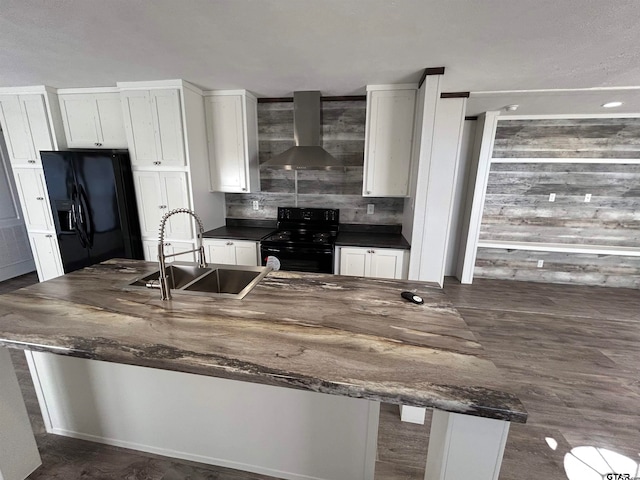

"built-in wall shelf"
[477, 240, 640, 257]
[490, 157, 640, 164]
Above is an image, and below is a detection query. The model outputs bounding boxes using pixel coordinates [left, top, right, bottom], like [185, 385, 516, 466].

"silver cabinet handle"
[164, 242, 171, 246]
[45, 234, 52, 238]
[226, 241, 234, 246]
[28, 160, 36, 164]
[371, 250, 375, 254]
[153, 161, 162, 165]
[241, 187, 247, 191]
[36, 197, 44, 200]
[95, 142, 103, 147]
[159, 205, 167, 209]
[366, 191, 371, 194]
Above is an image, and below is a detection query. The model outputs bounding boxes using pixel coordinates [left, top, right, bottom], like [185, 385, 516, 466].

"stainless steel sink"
[128, 264, 213, 290]
[125, 262, 270, 300]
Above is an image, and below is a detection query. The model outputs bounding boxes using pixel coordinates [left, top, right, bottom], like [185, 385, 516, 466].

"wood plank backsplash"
[225, 99, 404, 224]
[476, 118, 640, 288]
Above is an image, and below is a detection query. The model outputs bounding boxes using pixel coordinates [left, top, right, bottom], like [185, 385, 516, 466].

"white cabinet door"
[13, 168, 53, 231]
[232, 240, 259, 266]
[121, 90, 158, 167]
[338, 246, 407, 279]
[160, 171, 192, 240]
[203, 239, 232, 264]
[151, 89, 185, 167]
[143, 240, 195, 263]
[370, 248, 405, 279]
[121, 89, 185, 167]
[133, 171, 192, 240]
[94, 93, 127, 148]
[61, 92, 127, 148]
[339, 247, 370, 277]
[133, 171, 164, 238]
[29, 232, 63, 281]
[59, 95, 100, 147]
[0, 94, 54, 167]
[363, 88, 416, 197]
[205, 95, 247, 192]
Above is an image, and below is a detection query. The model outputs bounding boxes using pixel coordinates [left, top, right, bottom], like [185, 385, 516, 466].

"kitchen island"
[0, 259, 526, 480]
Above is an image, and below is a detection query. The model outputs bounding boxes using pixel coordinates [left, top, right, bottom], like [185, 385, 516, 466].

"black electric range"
[260, 207, 339, 274]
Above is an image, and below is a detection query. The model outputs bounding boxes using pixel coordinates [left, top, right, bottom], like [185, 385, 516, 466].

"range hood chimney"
[262, 91, 344, 170]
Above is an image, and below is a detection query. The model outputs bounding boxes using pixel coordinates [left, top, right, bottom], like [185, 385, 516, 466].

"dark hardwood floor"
[2, 272, 639, 479]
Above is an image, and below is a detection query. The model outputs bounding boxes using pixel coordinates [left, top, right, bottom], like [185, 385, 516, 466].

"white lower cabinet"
[132, 170, 193, 240]
[13, 167, 54, 231]
[28, 232, 64, 281]
[143, 240, 195, 263]
[203, 239, 259, 266]
[337, 246, 408, 279]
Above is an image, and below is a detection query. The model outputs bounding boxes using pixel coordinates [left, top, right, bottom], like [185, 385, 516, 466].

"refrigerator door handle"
[78, 185, 94, 248]
[71, 188, 88, 249]
[70, 204, 76, 231]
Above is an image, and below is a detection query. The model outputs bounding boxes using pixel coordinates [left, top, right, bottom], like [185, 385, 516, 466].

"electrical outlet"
[367, 204, 375, 215]
[252, 200, 259, 211]
[548, 193, 556, 202]
[584, 193, 592, 203]
[537, 260, 544, 268]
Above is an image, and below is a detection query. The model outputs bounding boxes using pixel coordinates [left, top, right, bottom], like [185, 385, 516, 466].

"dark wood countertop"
[0, 259, 526, 423]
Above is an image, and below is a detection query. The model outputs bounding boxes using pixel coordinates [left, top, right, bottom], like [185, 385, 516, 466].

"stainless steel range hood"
[262, 91, 344, 170]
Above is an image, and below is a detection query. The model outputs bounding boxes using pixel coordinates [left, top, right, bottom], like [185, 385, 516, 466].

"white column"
[456, 111, 500, 284]
[424, 409, 509, 480]
[0, 347, 41, 480]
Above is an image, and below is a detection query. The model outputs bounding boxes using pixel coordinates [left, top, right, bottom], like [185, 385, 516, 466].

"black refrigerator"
[41, 149, 143, 273]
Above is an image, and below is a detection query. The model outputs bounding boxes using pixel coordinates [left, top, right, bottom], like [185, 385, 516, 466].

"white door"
[150, 89, 185, 167]
[339, 247, 369, 277]
[159, 171, 192, 240]
[206, 95, 246, 192]
[121, 90, 157, 167]
[203, 239, 232, 264]
[60, 95, 100, 147]
[94, 93, 127, 148]
[29, 232, 63, 281]
[13, 168, 53, 231]
[133, 171, 164, 238]
[232, 240, 258, 266]
[370, 249, 405, 279]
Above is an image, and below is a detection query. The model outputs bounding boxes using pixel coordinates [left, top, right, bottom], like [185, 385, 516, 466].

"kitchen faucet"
[157, 208, 207, 300]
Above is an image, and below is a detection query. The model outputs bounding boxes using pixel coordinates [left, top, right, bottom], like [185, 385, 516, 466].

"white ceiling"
[2, 0, 640, 112]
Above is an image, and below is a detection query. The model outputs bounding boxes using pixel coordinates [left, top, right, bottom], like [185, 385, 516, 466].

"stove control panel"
[277, 207, 339, 224]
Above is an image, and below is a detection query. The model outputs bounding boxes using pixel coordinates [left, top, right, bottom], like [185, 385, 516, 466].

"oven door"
[260, 245, 334, 274]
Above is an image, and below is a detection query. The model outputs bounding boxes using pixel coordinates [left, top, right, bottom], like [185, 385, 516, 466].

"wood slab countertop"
[0, 259, 527, 423]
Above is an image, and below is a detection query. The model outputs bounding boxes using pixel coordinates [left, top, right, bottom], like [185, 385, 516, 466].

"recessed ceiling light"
[504, 104, 519, 111]
[602, 101, 623, 108]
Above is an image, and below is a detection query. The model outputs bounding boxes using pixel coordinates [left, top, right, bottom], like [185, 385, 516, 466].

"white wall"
[0, 130, 34, 281]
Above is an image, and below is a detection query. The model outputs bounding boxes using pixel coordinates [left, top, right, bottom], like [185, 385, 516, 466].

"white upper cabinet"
[0, 93, 56, 167]
[121, 88, 185, 168]
[363, 86, 417, 197]
[204, 91, 259, 193]
[58, 91, 127, 148]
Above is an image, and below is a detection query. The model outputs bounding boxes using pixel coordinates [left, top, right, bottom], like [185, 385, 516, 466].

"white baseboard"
[0, 260, 35, 283]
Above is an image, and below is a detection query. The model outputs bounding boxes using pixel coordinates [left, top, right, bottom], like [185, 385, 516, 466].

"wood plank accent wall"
[475, 118, 640, 289]
[492, 118, 640, 158]
[225, 100, 405, 224]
